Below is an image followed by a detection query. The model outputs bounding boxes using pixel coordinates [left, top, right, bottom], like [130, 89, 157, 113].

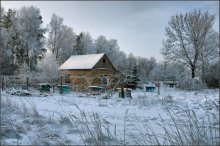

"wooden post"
[60, 75, 63, 94]
[1, 77, 4, 91]
[0, 77, 1, 97]
[121, 75, 125, 98]
[157, 78, 160, 95]
[26, 77, 29, 90]
[52, 82, 55, 93]
[121, 85, 125, 98]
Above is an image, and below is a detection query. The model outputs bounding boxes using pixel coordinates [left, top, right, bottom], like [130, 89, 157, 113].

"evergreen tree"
[1, 8, 18, 74]
[75, 32, 84, 55]
[74, 32, 94, 55]
[131, 64, 140, 89]
[1, 9, 15, 29]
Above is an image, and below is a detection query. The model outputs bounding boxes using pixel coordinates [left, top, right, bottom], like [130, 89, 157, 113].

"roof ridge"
[59, 53, 105, 70]
[70, 53, 105, 57]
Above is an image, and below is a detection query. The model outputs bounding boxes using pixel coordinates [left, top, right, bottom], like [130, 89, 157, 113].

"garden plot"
[1, 87, 219, 145]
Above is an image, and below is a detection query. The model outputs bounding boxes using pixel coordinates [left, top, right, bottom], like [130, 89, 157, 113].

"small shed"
[145, 85, 156, 92]
[59, 53, 118, 92]
[38, 83, 51, 92]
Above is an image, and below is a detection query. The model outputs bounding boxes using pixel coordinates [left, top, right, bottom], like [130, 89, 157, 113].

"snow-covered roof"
[59, 53, 105, 70]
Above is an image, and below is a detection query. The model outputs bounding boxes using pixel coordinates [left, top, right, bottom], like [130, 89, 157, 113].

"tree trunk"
[201, 63, 205, 82]
[191, 66, 195, 78]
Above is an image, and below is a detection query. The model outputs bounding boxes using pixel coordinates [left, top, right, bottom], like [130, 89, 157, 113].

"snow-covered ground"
[1, 87, 219, 145]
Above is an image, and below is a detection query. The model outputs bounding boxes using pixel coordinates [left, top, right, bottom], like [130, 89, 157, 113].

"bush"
[204, 63, 219, 88]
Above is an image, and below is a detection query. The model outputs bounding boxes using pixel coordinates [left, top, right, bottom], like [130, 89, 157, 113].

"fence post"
[120, 75, 125, 98]
[53, 82, 55, 93]
[60, 75, 63, 94]
[0, 77, 1, 97]
[121, 85, 125, 98]
[157, 78, 160, 95]
[1, 76, 4, 91]
[26, 76, 29, 90]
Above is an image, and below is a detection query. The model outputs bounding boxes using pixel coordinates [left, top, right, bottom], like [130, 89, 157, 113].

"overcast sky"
[1, 1, 219, 61]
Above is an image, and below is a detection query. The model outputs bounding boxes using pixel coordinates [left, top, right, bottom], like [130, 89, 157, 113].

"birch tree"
[16, 6, 46, 71]
[161, 10, 215, 78]
[47, 13, 64, 59]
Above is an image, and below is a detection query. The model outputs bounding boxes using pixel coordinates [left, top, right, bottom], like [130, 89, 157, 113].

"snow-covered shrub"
[204, 62, 219, 88]
[178, 77, 207, 90]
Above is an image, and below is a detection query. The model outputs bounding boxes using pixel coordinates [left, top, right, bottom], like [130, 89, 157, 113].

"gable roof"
[59, 53, 105, 70]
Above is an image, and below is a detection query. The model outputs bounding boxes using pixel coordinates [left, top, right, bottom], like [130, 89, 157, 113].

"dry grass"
[130, 103, 219, 145]
[69, 103, 118, 145]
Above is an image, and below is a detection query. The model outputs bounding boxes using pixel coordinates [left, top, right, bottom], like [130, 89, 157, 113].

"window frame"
[101, 75, 109, 85]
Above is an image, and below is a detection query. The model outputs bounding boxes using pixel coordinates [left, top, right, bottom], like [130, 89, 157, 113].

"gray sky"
[1, 1, 219, 61]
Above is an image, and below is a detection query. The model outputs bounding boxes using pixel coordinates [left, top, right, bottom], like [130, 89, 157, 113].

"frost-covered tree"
[37, 52, 59, 82]
[149, 62, 186, 81]
[15, 6, 46, 71]
[95, 35, 109, 54]
[48, 14, 77, 64]
[0, 27, 13, 74]
[81, 32, 95, 54]
[16, 63, 32, 82]
[161, 10, 215, 78]
[95, 35, 125, 71]
[1, 8, 15, 30]
[74, 32, 83, 55]
[131, 64, 140, 89]
[59, 25, 76, 64]
[113, 51, 128, 72]
[106, 39, 120, 58]
[74, 32, 95, 55]
[135, 56, 157, 79]
[199, 30, 219, 81]
[47, 13, 64, 59]
[127, 53, 137, 73]
[0, 8, 18, 74]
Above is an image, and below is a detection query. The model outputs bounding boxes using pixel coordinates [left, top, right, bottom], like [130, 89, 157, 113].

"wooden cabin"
[59, 53, 118, 92]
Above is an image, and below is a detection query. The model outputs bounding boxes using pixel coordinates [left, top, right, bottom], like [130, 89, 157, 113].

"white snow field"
[1, 87, 219, 145]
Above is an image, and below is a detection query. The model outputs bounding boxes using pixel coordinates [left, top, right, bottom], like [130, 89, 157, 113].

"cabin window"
[101, 75, 108, 85]
[103, 58, 106, 63]
[65, 74, 70, 83]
